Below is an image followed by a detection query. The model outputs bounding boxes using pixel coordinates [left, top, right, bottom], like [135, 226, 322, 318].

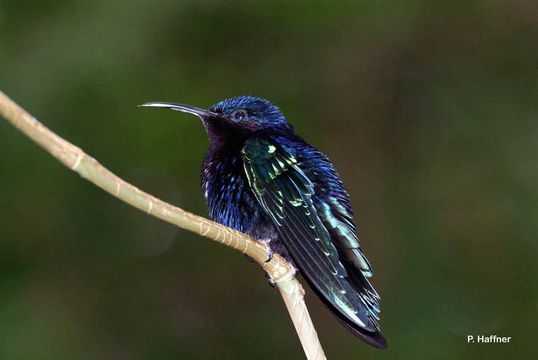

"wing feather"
[242, 137, 379, 333]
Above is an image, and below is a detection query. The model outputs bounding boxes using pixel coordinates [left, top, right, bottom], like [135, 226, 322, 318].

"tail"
[302, 269, 388, 349]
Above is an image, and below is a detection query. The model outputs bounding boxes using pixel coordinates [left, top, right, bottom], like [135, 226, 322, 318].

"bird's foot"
[243, 248, 272, 263]
[257, 238, 273, 263]
[265, 273, 277, 288]
[244, 238, 273, 263]
[264, 247, 274, 263]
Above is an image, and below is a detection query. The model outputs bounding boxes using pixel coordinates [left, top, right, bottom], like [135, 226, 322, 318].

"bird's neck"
[202, 121, 246, 173]
[202, 118, 246, 147]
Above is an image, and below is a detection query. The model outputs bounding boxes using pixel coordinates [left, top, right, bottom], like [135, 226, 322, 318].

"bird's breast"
[201, 152, 264, 235]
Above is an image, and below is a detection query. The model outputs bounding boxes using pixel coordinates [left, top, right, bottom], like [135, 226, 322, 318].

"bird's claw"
[265, 273, 277, 288]
[264, 248, 274, 263]
[244, 247, 273, 263]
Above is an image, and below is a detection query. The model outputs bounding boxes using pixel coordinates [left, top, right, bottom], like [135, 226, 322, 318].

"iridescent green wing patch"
[241, 137, 376, 331]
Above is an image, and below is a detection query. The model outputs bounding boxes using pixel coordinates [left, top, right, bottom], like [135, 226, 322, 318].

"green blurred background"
[1, 1, 537, 359]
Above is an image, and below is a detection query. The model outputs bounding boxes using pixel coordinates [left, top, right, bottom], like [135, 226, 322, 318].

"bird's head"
[140, 96, 293, 143]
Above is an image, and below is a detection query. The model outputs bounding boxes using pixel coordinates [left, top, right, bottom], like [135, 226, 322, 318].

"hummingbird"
[141, 96, 387, 348]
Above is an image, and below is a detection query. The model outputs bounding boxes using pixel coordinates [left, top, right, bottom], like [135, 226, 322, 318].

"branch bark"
[0, 90, 326, 360]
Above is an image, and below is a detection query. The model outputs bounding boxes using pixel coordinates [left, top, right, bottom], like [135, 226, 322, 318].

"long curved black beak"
[139, 102, 217, 119]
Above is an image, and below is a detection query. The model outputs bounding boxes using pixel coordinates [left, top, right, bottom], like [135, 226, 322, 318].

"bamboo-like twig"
[0, 90, 326, 360]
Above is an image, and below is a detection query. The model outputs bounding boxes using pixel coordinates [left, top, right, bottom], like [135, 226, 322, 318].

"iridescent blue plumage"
[142, 96, 387, 349]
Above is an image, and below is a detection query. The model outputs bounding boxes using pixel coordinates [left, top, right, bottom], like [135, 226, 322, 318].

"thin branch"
[0, 90, 326, 360]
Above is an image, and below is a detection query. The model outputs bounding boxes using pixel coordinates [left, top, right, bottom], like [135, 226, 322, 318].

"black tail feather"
[301, 273, 388, 349]
[334, 309, 388, 349]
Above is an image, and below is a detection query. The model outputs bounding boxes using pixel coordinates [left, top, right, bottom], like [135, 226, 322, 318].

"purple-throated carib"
[141, 96, 386, 348]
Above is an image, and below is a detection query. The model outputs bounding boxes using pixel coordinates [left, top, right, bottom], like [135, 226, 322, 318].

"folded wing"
[241, 137, 385, 347]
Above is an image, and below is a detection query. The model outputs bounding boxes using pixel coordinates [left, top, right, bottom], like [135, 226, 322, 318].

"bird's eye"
[232, 110, 248, 121]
